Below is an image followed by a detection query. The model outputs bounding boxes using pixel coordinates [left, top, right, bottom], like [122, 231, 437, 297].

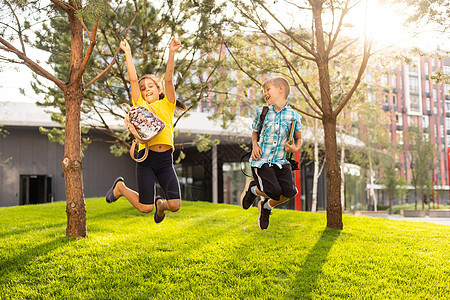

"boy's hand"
[169, 38, 181, 53]
[251, 145, 262, 161]
[285, 141, 298, 153]
[120, 39, 131, 53]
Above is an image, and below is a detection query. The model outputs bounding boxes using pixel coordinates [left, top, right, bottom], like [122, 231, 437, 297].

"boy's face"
[262, 83, 283, 105]
[139, 78, 161, 103]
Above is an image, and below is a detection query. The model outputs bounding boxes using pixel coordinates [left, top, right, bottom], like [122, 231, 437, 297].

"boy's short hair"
[262, 77, 290, 99]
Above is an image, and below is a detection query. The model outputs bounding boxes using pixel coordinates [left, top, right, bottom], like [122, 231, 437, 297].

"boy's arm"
[165, 38, 181, 104]
[120, 40, 140, 104]
[285, 131, 302, 153]
[251, 131, 262, 161]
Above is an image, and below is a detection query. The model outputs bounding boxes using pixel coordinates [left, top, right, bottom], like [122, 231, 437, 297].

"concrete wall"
[0, 126, 136, 207]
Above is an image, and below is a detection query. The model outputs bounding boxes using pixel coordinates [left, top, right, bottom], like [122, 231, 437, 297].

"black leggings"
[136, 149, 181, 204]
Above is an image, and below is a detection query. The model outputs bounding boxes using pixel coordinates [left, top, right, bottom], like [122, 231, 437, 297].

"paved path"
[386, 214, 450, 226]
[346, 212, 450, 226]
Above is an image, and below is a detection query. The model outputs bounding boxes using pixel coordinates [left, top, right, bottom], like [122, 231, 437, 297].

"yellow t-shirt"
[132, 95, 176, 152]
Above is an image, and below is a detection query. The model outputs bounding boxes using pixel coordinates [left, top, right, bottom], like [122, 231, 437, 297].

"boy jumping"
[240, 77, 303, 230]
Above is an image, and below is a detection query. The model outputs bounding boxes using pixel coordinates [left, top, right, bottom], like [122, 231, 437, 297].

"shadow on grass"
[287, 227, 341, 299]
[0, 222, 67, 239]
[0, 236, 73, 282]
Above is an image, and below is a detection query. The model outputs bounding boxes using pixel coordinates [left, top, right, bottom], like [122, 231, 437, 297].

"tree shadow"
[286, 227, 341, 299]
[0, 236, 73, 282]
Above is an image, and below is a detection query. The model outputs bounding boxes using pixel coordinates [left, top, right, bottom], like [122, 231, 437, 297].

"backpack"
[121, 103, 165, 162]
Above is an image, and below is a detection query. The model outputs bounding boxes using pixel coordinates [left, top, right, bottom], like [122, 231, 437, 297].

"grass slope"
[0, 198, 449, 300]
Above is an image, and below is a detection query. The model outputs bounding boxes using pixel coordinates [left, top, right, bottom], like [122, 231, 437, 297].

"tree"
[380, 158, 407, 214]
[409, 130, 436, 210]
[30, 0, 229, 161]
[230, 0, 372, 229]
[0, 0, 137, 238]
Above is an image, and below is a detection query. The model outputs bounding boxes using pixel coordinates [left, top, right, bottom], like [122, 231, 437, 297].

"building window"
[397, 131, 403, 145]
[396, 113, 403, 126]
[423, 115, 429, 128]
[366, 72, 375, 83]
[426, 98, 431, 110]
[383, 93, 389, 105]
[433, 89, 438, 100]
[390, 74, 397, 88]
[392, 94, 397, 106]
[424, 62, 429, 75]
[410, 77, 419, 94]
[443, 65, 450, 75]
[368, 92, 376, 104]
[410, 95, 420, 112]
[425, 80, 430, 93]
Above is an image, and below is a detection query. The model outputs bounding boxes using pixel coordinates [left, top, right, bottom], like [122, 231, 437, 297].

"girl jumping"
[105, 38, 182, 223]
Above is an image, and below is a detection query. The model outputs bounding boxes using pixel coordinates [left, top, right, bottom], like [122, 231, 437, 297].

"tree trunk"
[63, 87, 86, 238]
[388, 195, 392, 214]
[368, 155, 377, 211]
[311, 0, 342, 229]
[312, 119, 319, 212]
[339, 127, 345, 211]
[63, 5, 86, 238]
[323, 116, 343, 229]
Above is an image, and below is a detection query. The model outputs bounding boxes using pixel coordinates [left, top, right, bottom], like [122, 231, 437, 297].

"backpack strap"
[256, 106, 269, 142]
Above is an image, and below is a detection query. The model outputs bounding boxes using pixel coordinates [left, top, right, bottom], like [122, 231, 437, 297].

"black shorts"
[251, 163, 297, 201]
[136, 149, 181, 204]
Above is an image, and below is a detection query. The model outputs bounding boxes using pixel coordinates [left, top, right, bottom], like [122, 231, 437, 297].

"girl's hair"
[138, 74, 165, 100]
[138, 74, 187, 110]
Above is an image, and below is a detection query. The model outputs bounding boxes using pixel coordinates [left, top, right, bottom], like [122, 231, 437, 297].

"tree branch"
[50, 0, 71, 13]
[224, 43, 261, 86]
[328, 38, 358, 60]
[0, 36, 66, 90]
[75, 18, 99, 84]
[334, 39, 373, 116]
[84, 9, 138, 89]
[255, 0, 318, 59]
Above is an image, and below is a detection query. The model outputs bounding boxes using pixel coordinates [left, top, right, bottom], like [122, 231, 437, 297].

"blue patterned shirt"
[250, 103, 303, 168]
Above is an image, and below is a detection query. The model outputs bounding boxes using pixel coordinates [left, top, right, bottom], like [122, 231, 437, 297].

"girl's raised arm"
[165, 38, 181, 104]
[120, 39, 140, 105]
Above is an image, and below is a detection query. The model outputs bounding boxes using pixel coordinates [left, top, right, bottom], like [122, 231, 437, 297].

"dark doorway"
[20, 175, 52, 205]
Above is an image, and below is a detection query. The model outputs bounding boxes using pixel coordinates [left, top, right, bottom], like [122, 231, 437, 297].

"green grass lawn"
[1, 198, 449, 300]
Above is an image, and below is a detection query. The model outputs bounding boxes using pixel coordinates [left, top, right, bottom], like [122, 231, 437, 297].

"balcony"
[382, 104, 392, 111]
[396, 125, 404, 131]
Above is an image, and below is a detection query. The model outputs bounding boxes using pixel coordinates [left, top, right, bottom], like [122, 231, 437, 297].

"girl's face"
[139, 78, 161, 103]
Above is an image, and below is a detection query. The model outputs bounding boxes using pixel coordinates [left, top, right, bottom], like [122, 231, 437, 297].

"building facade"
[375, 56, 450, 206]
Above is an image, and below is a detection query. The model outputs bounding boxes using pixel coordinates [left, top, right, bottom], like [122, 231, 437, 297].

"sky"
[0, 0, 448, 104]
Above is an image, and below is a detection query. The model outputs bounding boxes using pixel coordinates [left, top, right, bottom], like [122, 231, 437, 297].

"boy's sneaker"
[240, 180, 257, 209]
[258, 199, 272, 230]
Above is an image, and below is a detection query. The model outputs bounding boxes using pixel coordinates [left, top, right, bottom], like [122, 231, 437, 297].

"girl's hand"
[169, 38, 181, 53]
[120, 39, 131, 53]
